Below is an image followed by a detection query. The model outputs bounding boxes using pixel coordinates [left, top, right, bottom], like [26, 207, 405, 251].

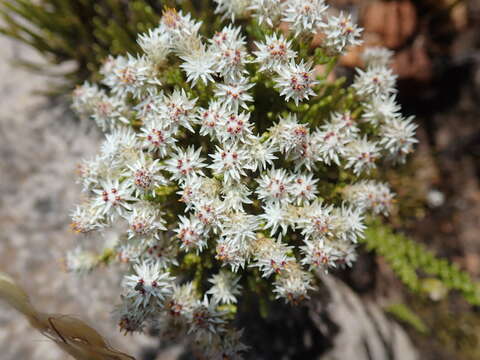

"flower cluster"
[69, 3, 416, 358]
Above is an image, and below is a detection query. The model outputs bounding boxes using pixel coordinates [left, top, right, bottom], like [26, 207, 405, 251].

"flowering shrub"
[69, 1, 417, 357]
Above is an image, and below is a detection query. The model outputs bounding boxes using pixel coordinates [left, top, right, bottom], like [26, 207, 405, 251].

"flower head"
[274, 60, 318, 105]
[206, 270, 242, 304]
[215, 79, 254, 112]
[320, 12, 363, 55]
[254, 33, 297, 72]
[164, 146, 207, 182]
[249, 0, 285, 27]
[122, 262, 175, 309]
[282, 0, 329, 36]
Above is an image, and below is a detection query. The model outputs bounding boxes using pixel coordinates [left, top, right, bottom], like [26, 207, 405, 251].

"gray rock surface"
[312, 274, 418, 360]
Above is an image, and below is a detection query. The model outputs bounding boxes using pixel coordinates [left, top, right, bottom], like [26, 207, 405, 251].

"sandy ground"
[0, 34, 156, 359]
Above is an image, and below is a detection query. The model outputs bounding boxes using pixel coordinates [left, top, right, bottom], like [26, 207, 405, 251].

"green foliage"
[385, 303, 429, 334]
[0, 0, 184, 91]
[363, 219, 480, 305]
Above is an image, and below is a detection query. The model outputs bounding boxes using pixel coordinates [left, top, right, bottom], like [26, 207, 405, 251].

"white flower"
[343, 180, 395, 216]
[256, 168, 294, 204]
[334, 204, 366, 243]
[159, 89, 197, 133]
[330, 111, 360, 137]
[259, 202, 293, 237]
[175, 215, 208, 253]
[189, 296, 227, 340]
[99, 55, 118, 78]
[220, 211, 260, 250]
[320, 12, 363, 55]
[247, 137, 278, 171]
[353, 65, 397, 98]
[251, 236, 293, 277]
[216, 239, 249, 272]
[210, 25, 244, 52]
[274, 60, 318, 105]
[253, 33, 297, 72]
[194, 198, 224, 230]
[282, 0, 328, 36]
[160, 8, 201, 36]
[92, 177, 134, 220]
[213, 39, 250, 82]
[215, 79, 254, 112]
[205, 328, 249, 360]
[70, 201, 106, 234]
[345, 137, 380, 175]
[134, 88, 163, 119]
[166, 282, 198, 318]
[180, 45, 217, 86]
[220, 182, 253, 211]
[142, 239, 179, 269]
[102, 54, 160, 99]
[127, 202, 166, 240]
[164, 146, 207, 182]
[362, 94, 402, 125]
[314, 121, 351, 166]
[206, 270, 242, 304]
[297, 200, 337, 240]
[76, 156, 111, 192]
[362, 46, 394, 68]
[291, 172, 318, 204]
[90, 94, 129, 131]
[213, 0, 251, 21]
[72, 82, 104, 119]
[196, 100, 231, 139]
[315, 129, 348, 165]
[288, 134, 322, 171]
[122, 262, 175, 309]
[379, 116, 418, 162]
[123, 152, 168, 196]
[209, 145, 252, 184]
[269, 113, 310, 154]
[113, 296, 152, 334]
[159, 8, 202, 54]
[249, 0, 285, 27]
[117, 241, 146, 263]
[217, 112, 254, 144]
[177, 175, 220, 211]
[273, 261, 313, 303]
[334, 241, 358, 269]
[300, 239, 341, 271]
[139, 120, 177, 157]
[137, 27, 171, 65]
[100, 126, 138, 161]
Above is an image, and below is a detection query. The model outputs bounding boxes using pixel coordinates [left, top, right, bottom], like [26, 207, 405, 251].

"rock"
[362, 0, 417, 49]
[310, 274, 418, 360]
[392, 38, 433, 83]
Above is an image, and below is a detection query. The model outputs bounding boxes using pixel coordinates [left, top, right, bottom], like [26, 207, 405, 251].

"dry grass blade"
[0, 272, 135, 360]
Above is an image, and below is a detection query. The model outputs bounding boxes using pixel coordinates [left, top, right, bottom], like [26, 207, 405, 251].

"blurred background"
[0, 0, 479, 359]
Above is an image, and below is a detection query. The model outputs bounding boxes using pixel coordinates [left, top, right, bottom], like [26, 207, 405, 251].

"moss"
[404, 296, 480, 360]
[362, 219, 480, 305]
[385, 303, 429, 334]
